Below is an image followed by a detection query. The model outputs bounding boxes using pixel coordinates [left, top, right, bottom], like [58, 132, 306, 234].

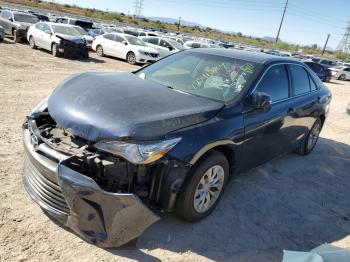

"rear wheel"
[338, 74, 346, 80]
[51, 43, 60, 57]
[126, 51, 136, 65]
[294, 118, 322, 155]
[96, 45, 104, 56]
[29, 36, 36, 49]
[176, 151, 229, 222]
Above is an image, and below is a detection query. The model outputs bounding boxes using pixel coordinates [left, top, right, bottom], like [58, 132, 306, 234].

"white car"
[329, 66, 350, 80]
[140, 36, 185, 58]
[27, 22, 88, 57]
[92, 33, 159, 64]
[183, 41, 211, 49]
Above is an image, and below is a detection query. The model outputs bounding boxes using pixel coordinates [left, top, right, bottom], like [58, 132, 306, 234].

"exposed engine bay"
[26, 111, 190, 212]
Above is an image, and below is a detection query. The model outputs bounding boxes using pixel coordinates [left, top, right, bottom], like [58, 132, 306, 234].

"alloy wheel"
[96, 45, 103, 56]
[307, 122, 321, 151]
[29, 37, 35, 49]
[193, 165, 225, 213]
[127, 52, 136, 64]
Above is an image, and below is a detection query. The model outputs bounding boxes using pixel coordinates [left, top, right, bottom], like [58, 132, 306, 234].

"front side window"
[13, 13, 38, 23]
[114, 35, 124, 43]
[289, 65, 310, 96]
[255, 65, 289, 102]
[138, 51, 260, 104]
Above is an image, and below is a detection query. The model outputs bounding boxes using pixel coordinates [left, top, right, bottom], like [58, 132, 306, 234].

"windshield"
[138, 51, 260, 104]
[73, 26, 87, 35]
[125, 35, 147, 46]
[52, 25, 81, 36]
[165, 38, 185, 50]
[14, 13, 38, 24]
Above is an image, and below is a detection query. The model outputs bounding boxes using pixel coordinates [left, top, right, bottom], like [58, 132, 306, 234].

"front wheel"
[13, 29, 20, 43]
[176, 151, 229, 222]
[338, 74, 346, 80]
[126, 51, 136, 65]
[294, 118, 322, 155]
[96, 45, 104, 56]
[51, 43, 60, 57]
[29, 36, 36, 49]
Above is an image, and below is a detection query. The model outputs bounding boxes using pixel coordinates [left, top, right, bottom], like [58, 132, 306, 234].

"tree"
[237, 32, 242, 37]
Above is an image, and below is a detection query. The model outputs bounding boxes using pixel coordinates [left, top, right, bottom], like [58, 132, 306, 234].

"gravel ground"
[0, 37, 349, 262]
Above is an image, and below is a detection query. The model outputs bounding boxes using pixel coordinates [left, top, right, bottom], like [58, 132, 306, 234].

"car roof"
[190, 48, 300, 65]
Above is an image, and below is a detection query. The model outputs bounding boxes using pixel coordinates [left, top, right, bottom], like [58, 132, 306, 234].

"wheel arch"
[189, 141, 236, 175]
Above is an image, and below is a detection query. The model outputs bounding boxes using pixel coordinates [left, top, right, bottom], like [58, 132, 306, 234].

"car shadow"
[1, 37, 15, 44]
[107, 137, 350, 262]
[329, 80, 346, 85]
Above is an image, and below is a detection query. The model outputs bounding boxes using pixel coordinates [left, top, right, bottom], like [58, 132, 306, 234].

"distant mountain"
[262, 36, 281, 42]
[147, 16, 205, 28]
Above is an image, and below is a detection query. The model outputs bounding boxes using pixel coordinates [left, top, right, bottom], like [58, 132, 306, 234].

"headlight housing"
[94, 138, 181, 164]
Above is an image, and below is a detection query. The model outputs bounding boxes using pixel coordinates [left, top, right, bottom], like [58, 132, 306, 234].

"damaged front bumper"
[22, 128, 159, 248]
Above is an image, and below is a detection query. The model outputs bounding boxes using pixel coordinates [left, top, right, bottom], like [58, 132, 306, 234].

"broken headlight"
[94, 138, 181, 164]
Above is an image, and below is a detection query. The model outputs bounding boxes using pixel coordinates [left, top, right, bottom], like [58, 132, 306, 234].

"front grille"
[23, 153, 69, 215]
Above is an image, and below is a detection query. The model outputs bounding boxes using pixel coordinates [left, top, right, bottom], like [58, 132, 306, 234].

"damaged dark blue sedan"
[22, 49, 331, 247]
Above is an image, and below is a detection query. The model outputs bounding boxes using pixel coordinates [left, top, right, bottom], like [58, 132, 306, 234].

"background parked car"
[27, 22, 88, 58]
[141, 36, 185, 58]
[87, 28, 106, 38]
[92, 33, 159, 64]
[0, 25, 4, 41]
[312, 58, 337, 68]
[304, 61, 332, 82]
[55, 17, 93, 31]
[183, 40, 211, 49]
[0, 10, 38, 42]
[329, 66, 350, 80]
[32, 13, 49, 22]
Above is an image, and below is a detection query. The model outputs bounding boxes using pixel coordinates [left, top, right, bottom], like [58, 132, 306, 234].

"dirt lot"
[0, 37, 349, 262]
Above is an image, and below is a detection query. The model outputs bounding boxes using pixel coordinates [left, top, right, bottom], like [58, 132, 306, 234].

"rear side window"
[255, 65, 289, 102]
[289, 65, 310, 96]
[309, 76, 317, 91]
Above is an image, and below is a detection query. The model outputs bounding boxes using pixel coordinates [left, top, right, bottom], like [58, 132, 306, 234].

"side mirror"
[9, 17, 13, 22]
[122, 40, 128, 45]
[168, 46, 174, 51]
[251, 92, 272, 110]
[44, 30, 52, 35]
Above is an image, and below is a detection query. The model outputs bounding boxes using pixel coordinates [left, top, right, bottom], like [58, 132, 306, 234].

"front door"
[242, 64, 295, 170]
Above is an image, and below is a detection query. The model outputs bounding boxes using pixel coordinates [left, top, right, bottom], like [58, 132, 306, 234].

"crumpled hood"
[48, 72, 224, 141]
[55, 34, 85, 45]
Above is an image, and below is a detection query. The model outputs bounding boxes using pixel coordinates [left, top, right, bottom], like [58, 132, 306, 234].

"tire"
[13, 29, 20, 43]
[96, 45, 104, 56]
[29, 36, 36, 49]
[51, 43, 60, 57]
[126, 51, 136, 65]
[294, 118, 322, 155]
[338, 74, 346, 81]
[82, 50, 89, 59]
[176, 150, 229, 222]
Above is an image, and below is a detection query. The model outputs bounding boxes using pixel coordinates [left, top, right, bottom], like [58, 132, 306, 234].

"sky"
[55, 0, 349, 49]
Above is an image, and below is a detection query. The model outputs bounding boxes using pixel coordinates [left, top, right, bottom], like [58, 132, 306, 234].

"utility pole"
[337, 21, 350, 59]
[177, 17, 181, 33]
[276, 0, 288, 43]
[321, 34, 330, 56]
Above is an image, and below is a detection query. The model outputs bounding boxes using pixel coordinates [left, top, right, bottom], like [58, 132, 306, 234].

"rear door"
[109, 34, 125, 59]
[286, 64, 320, 147]
[242, 64, 295, 169]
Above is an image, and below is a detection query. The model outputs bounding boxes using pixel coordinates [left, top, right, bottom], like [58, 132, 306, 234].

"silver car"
[141, 36, 185, 58]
